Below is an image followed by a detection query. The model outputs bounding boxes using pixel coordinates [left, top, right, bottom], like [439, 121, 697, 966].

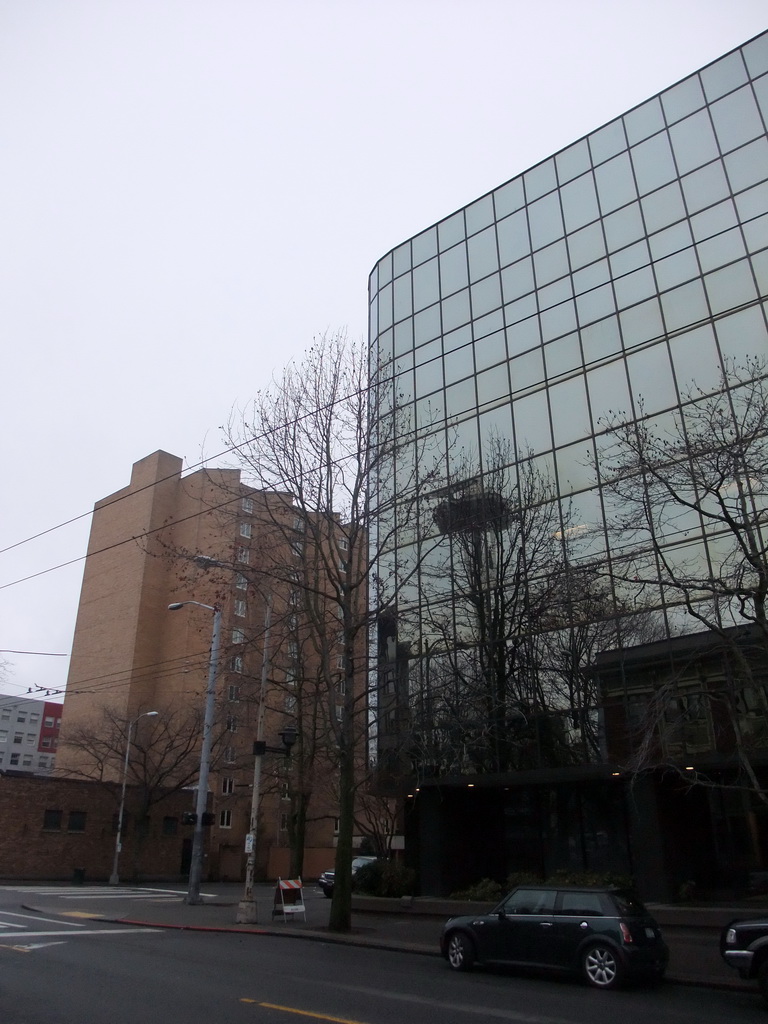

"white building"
[0, 695, 61, 775]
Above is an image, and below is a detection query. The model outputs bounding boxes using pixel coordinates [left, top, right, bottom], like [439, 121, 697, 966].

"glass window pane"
[476, 365, 511, 405]
[540, 299, 577, 341]
[700, 50, 748, 101]
[475, 329, 507, 372]
[620, 297, 664, 348]
[440, 243, 469, 296]
[690, 199, 738, 242]
[393, 242, 411, 277]
[467, 226, 499, 281]
[501, 258, 534, 302]
[413, 304, 441, 346]
[603, 203, 645, 251]
[445, 377, 476, 415]
[505, 293, 537, 326]
[413, 257, 440, 312]
[415, 357, 443, 396]
[735, 181, 768, 223]
[512, 389, 551, 453]
[653, 247, 699, 291]
[510, 346, 545, 392]
[710, 86, 764, 152]
[573, 258, 610, 294]
[378, 282, 393, 330]
[627, 344, 677, 413]
[524, 158, 557, 201]
[567, 222, 606, 270]
[394, 319, 413, 356]
[465, 194, 495, 235]
[743, 34, 768, 77]
[669, 324, 720, 390]
[704, 260, 758, 313]
[660, 279, 709, 331]
[587, 360, 631, 418]
[724, 137, 768, 192]
[630, 133, 677, 195]
[609, 239, 650, 277]
[507, 315, 541, 355]
[411, 227, 437, 267]
[696, 227, 746, 273]
[681, 161, 730, 214]
[443, 345, 473, 386]
[648, 220, 693, 261]
[438, 211, 465, 251]
[641, 182, 686, 233]
[589, 119, 626, 165]
[494, 177, 525, 219]
[442, 288, 471, 332]
[755, 73, 768, 124]
[473, 308, 504, 340]
[668, 110, 720, 174]
[393, 273, 412, 322]
[661, 75, 705, 124]
[528, 191, 564, 249]
[614, 266, 657, 308]
[537, 277, 573, 310]
[549, 377, 591, 444]
[580, 318, 622, 363]
[744, 212, 768, 253]
[576, 284, 615, 326]
[443, 323, 471, 353]
[533, 239, 569, 286]
[471, 275, 502, 318]
[378, 252, 393, 286]
[624, 97, 665, 144]
[714, 305, 768, 363]
[595, 152, 637, 214]
[556, 139, 591, 184]
[561, 173, 600, 232]
[544, 332, 582, 377]
[497, 210, 530, 266]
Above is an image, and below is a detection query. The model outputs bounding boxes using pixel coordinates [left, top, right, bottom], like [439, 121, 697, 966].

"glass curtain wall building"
[369, 32, 768, 782]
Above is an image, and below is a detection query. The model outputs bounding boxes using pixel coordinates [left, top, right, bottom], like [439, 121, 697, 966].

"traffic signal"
[181, 811, 197, 826]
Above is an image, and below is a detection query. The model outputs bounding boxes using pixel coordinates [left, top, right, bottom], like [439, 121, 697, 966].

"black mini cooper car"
[721, 916, 768, 1002]
[440, 885, 668, 989]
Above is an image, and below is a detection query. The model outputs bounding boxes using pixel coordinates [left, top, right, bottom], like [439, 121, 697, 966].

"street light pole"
[236, 596, 272, 924]
[109, 710, 159, 886]
[168, 599, 222, 905]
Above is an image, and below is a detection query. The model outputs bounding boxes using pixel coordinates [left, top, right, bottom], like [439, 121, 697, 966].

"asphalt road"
[1, 888, 766, 1024]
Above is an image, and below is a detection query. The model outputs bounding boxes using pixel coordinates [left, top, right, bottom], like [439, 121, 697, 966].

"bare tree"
[596, 358, 768, 798]
[223, 330, 439, 931]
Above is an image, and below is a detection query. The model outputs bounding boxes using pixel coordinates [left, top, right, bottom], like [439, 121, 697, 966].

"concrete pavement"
[16, 881, 763, 993]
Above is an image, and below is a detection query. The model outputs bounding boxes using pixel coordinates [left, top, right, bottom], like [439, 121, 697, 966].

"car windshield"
[611, 890, 648, 916]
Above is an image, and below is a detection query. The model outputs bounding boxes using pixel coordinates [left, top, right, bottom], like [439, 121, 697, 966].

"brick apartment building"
[0, 695, 62, 775]
[57, 450, 352, 881]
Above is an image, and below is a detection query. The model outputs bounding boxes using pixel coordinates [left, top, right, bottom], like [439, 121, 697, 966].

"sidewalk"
[20, 882, 761, 993]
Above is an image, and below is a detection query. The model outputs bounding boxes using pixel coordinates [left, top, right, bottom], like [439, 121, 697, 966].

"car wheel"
[447, 931, 475, 972]
[582, 943, 623, 989]
[757, 960, 768, 1004]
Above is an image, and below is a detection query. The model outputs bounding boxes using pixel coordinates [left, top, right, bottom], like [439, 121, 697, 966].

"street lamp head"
[145, 711, 160, 718]
[168, 602, 184, 611]
[278, 725, 298, 753]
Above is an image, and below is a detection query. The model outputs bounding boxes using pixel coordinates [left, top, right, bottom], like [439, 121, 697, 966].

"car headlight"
[725, 928, 737, 944]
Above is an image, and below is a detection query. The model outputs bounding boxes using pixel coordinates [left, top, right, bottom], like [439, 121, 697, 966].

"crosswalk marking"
[0, 928, 160, 939]
[0, 910, 85, 927]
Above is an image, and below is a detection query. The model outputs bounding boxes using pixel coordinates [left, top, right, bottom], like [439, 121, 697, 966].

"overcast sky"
[1, 0, 766, 701]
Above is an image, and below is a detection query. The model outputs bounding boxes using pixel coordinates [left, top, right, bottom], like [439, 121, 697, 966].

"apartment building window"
[292, 516, 304, 532]
[336, 655, 345, 671]
[235, 573, 248, 590]
[222, 777, 235, 794]
[333, 817, 340, 835]
[38, 756, 49, 768]
[280, 812, 288, 831]
[67, 811, 87, 832]
[290, 540, 303, 558]
[336, 677, 346, 696]
[338, 537, 348, 551]
[242, 497, 254, 514]
[13, 732, 22, 744]
[236, 546, 250, 564]
[44, 715, 54, 727]
[220, 810, 232, 828]
[43, 809, 62, 830]
[0, 729, 7, 743]
[234, 599, 247, 618]
[231, 655, 243, 673]
[284, 695, 297, 713]
[335, 705, 344, 721]
[227, 715, 238, 732]
[10, 753, 19, 765]
[339, 559, 348, 574]
[0, 709, 10, 720]
[281, 781, 289, 800]
[224, 746, 236, 763]
[29, 712, 40, 724]
[17, 712, 27, 723]
[228, 684, 240, 702]
[22, 754, 32, 767]
[26, 733, 35, 744]
[42, 736, 52, 748]
[288, 641, 298, 661]
[289, 590, 300, 607]
[56, 718, 61, 728]
[232, 628, 246, 644]
[239, 522, 252, 539]
[285, 667, 296, 685]
[0, 752, 5, 764]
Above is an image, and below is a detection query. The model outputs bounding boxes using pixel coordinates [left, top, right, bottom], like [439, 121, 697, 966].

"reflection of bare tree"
[597, 359, 768, 800]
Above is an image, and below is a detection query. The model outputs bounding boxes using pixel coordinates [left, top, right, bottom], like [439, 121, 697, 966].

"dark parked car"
[440, 885, 668, 989]
[721, 916, 768, 1001]
[318, 856, 378, 898]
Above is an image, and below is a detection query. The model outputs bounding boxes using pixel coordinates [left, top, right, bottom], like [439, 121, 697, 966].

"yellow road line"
[61, 911, 102, 919]
[245, 1001, 369, 1024]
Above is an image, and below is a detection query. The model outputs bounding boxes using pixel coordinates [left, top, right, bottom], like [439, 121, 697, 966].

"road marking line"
[15, 942, 67, 951]
[0, 927, 160, 941]
[257, 1003, 369, 1024]
[0, 911, 85, 927]
[60, 911, 103, 918]
[0, 923, 26, 929]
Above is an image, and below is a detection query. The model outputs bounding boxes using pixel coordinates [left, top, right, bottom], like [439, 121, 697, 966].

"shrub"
[354, 860, 416, 898]
[546, 869, 633, 889]
[448, 878, 504, 902]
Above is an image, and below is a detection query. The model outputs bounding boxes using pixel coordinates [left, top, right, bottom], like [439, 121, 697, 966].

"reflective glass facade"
[369, 33, 768, 775]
